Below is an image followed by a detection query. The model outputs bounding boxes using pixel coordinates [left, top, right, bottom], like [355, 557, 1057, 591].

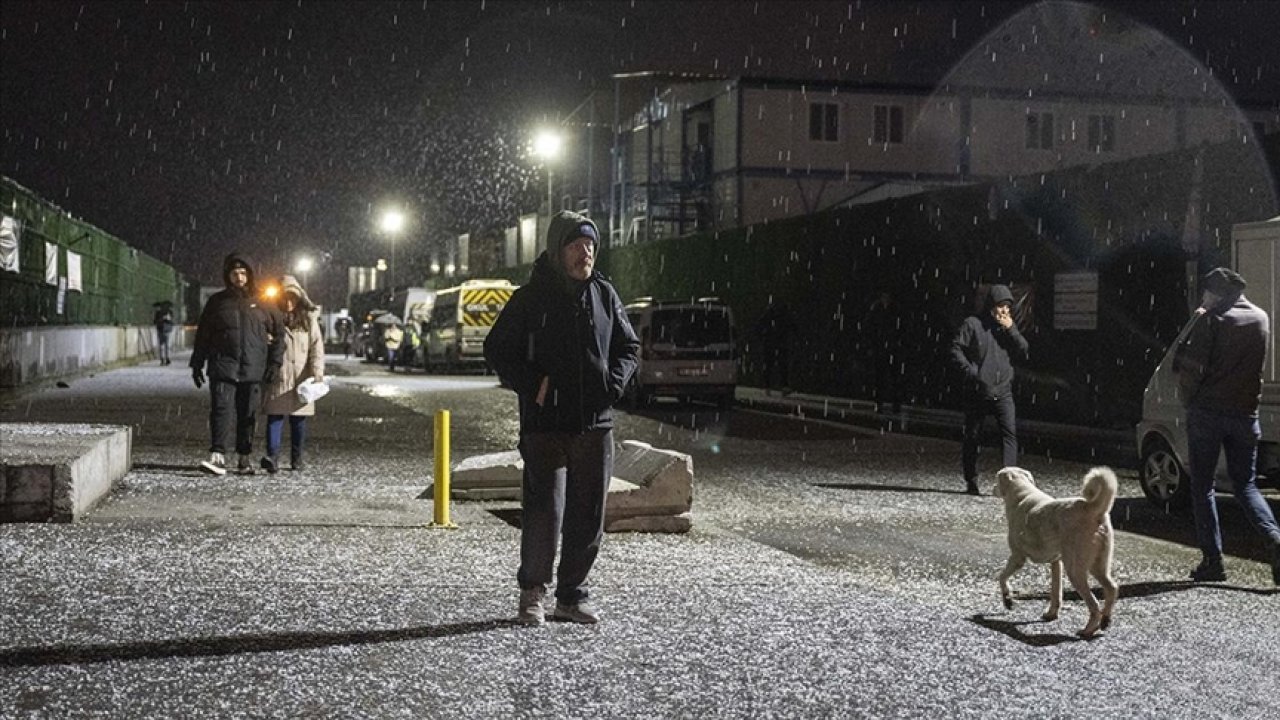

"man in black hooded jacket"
[190, 252, 284, 475]
[949, 284, 1029, 495]
[484, 210, 640, 625]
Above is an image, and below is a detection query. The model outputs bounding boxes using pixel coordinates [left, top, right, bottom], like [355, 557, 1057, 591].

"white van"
[624, 297, 738, 408]
[1136, 217, 1280, 507]
[424, 279, 517, 373]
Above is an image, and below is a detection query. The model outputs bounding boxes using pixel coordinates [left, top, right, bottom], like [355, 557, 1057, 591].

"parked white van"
[1136, 217, 1280, 507]
[624, 297, 738, 408]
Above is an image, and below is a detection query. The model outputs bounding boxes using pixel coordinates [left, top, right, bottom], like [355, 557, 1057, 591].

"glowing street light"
[533, 129, 563, 214]
[294, 255, 314, 290]
[378, 208, 406, 289]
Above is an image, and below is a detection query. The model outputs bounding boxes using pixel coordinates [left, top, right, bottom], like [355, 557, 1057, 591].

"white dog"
[993, 466, 1120, 638]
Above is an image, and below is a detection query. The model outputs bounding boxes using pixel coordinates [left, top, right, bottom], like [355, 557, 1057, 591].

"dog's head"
[994, 466, 1036, 499]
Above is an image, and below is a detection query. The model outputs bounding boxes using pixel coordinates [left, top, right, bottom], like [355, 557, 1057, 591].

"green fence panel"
[1, 175, 193, 328]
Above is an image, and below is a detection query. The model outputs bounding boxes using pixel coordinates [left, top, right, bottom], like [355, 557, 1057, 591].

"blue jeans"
[265, 414, 308, 460]
[1187, 408, 1280, 561]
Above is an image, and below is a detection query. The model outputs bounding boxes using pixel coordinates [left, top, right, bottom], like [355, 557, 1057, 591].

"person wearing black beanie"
[484, 209, 640, 624]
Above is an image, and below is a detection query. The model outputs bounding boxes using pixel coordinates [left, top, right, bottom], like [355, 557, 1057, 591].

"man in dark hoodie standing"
[1173, 267, 1280, 585]
[190, 252, 284, 475]
[484, 210, 640, 625]
[949, 284, 1029, 495]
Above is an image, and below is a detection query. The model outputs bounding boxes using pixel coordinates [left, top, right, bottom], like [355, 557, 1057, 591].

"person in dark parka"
[190, 252, 284, 475]
[949, 284, 1029, 495]
[484, 210, 640, 625]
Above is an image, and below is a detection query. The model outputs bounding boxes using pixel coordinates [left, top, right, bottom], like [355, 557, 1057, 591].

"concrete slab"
[442, 440, 694, 533]
[0, 423, 132, 522]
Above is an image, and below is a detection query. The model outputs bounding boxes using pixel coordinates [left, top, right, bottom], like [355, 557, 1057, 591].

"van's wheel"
[1140, 437, 1191, 511]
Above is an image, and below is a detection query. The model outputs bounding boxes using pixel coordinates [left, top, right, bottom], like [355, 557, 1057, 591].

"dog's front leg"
[1042, 560, 1062, 621]
[998, 553, 1026, 610]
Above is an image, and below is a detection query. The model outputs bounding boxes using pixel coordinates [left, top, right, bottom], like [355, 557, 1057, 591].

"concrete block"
[606, 440, 694, 522]
[605, 512, 692, 534]
[448, 450, 524, 500]
[6, 465, 54, 504]
[1, 423, 132, 523]
[446, 440, 694, 533]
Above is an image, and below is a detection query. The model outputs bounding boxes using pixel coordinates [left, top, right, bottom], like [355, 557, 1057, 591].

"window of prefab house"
[1088, 114, 1115, 152]
[1026, 112, 1054, 149]
[808, 102, 839, 142]
[873, 105, 903, 144]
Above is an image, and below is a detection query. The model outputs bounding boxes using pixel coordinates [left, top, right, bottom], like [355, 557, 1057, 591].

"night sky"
[2, 0, 1278, 303]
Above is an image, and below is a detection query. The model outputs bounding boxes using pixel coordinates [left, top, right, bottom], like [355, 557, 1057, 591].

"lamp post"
[294, 256, 314, 290]
[533, 129, 563, 215]
[379, 209, 405, 289]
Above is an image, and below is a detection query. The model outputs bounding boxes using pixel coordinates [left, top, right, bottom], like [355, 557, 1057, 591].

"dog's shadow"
[968, 613, 1085, 647]
[972, 580, 1278, 647]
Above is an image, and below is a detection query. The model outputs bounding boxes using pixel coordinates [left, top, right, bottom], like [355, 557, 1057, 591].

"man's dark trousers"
[962, 393, 1018, 482]
[517, 429, 612, 605]
[209, 378, 261, 456]
[1187, 408, 1280, 558]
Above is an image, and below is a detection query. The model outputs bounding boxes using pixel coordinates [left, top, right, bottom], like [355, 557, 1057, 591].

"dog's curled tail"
[1082, 466, 1119, 513]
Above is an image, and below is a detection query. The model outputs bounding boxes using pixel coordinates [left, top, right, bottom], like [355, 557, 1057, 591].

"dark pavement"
[1, 353, 1277, 719]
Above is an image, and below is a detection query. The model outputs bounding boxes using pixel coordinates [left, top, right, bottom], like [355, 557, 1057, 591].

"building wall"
[0, 325, 192, 388]
[739, 176, 881, 227]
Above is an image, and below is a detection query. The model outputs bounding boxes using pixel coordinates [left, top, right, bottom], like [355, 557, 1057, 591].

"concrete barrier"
[0, 423, 132, 522]
[0, 325, 192, 388]
[442, 440, 694, 533]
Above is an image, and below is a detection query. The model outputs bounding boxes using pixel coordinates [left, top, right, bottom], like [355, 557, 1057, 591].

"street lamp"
[294, 256, 314, 290]
[379, 209, 405, 289]
[533, 129, 563, 214]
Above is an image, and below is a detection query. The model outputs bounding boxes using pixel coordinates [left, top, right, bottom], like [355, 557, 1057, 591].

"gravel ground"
[1, 355, 1277, 719]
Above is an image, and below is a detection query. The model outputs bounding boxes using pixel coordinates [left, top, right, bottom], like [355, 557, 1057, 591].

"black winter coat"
[950, 313, 1028, 401]
[190, 252, 284, 383]
[484, 253, 640, 434]
[1173, 291, 1269, 416]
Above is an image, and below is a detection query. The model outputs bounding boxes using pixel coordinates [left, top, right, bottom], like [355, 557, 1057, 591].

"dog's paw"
[1079, 615, 1105, 638]
[1040, 611, 1058, 622]
[1002, 597, 1014, 610]
[1100, 614, 1112, 631]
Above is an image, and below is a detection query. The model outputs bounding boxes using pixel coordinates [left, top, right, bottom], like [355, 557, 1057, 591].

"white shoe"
[199, 452, 227, 476]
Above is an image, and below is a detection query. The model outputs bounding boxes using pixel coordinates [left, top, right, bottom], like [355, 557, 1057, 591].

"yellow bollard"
[430, 409, 458, 528]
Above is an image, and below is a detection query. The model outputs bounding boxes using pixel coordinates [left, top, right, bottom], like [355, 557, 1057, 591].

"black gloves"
[192, 368, 205, 389]
[262, 364, 279, 386]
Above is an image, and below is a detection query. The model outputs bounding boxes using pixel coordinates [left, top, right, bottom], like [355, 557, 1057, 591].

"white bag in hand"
[296, 377, 331, 404]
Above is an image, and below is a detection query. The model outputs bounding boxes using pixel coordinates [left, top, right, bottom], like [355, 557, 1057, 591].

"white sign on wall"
[1054, 271, 1098, 331]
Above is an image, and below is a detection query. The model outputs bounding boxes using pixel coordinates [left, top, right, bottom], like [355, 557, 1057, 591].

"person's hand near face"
[993, 302, 1013, 330]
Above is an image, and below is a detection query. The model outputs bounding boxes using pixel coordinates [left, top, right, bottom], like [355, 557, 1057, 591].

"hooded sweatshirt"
[949, 284, 1029, 400]
[1173, 287, 1269, 416]
[190, 252, 284, 382]
[484, 211, 640, 433]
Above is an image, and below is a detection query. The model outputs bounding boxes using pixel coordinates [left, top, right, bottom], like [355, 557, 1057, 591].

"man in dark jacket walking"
[949, 284, 1029, 495]
[1173, 267, 1280, 585]
[484, 210, 640, 625]
[190, 252, 284, 476]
